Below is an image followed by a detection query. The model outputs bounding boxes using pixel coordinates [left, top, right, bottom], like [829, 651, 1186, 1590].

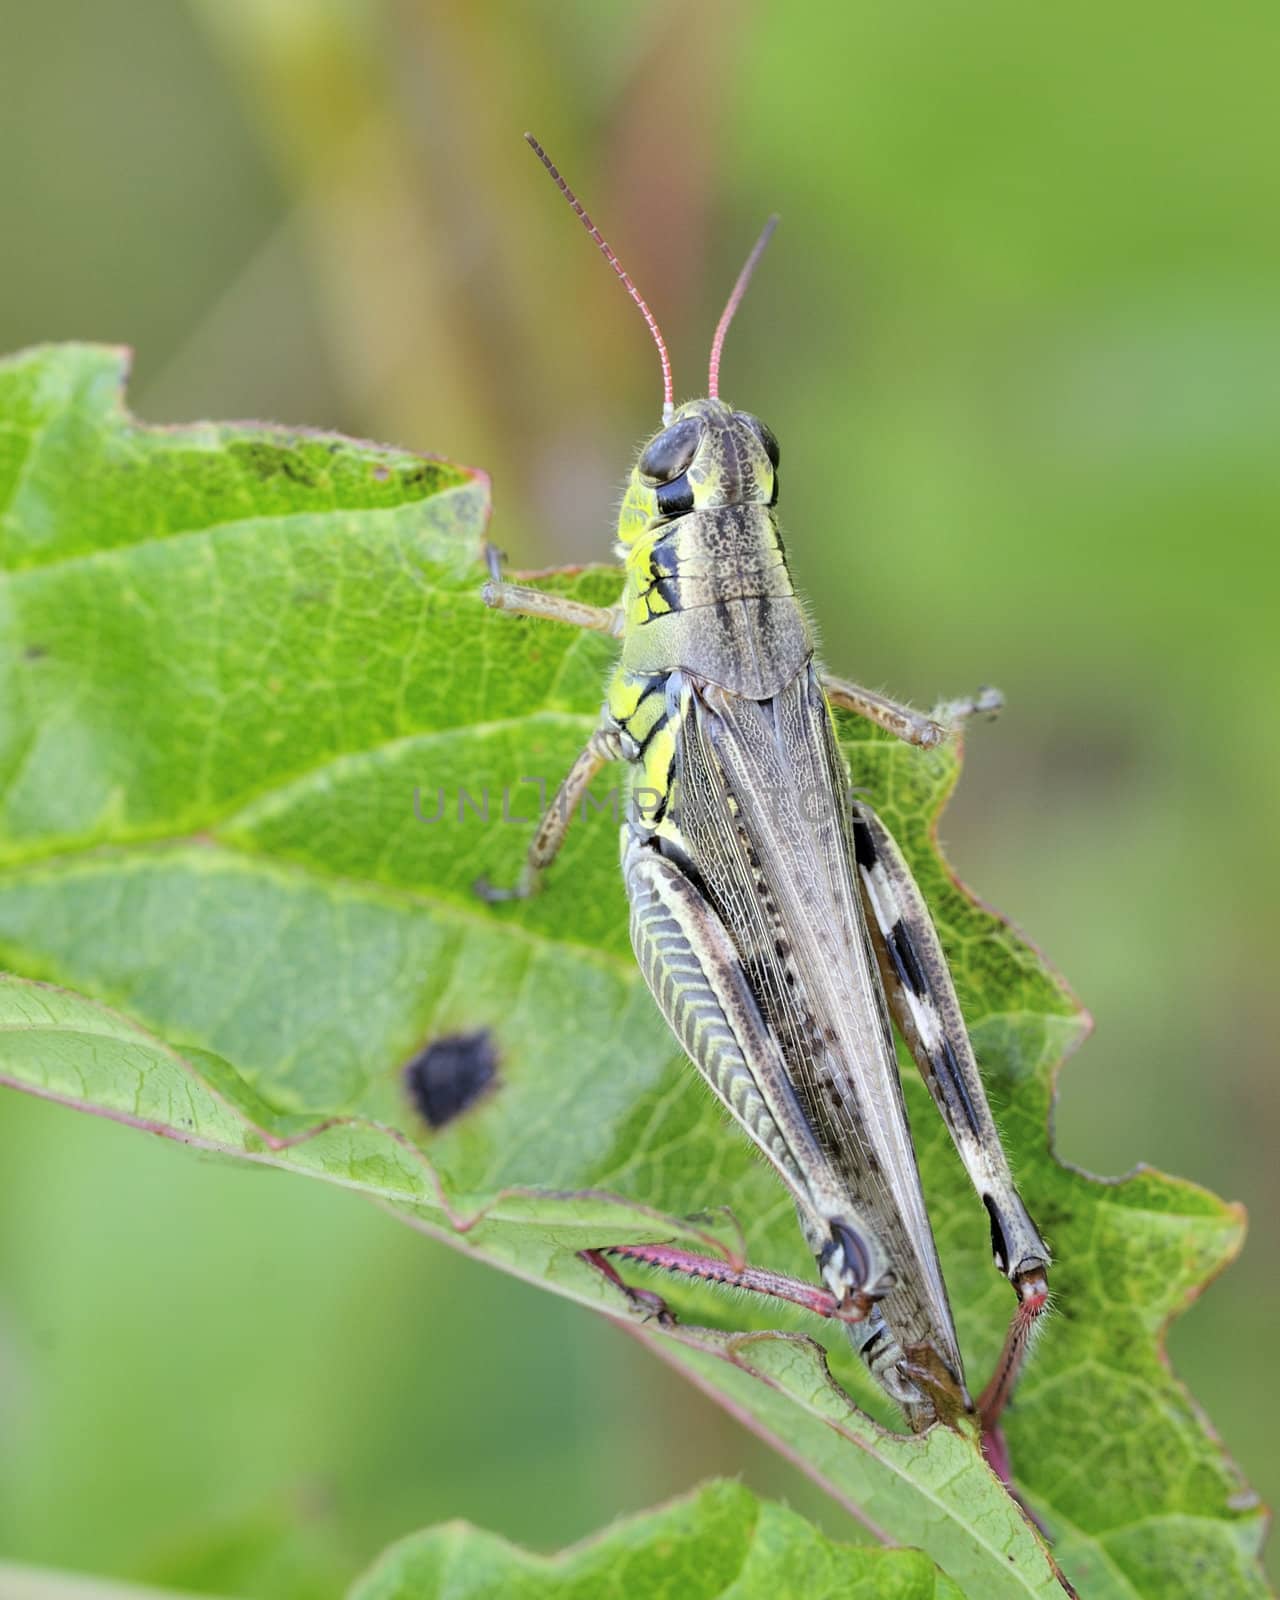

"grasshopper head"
[617, 399, 780, 543]
[521, 136, 780, 546]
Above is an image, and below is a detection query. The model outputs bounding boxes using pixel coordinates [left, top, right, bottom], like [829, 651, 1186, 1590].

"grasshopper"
[479, 134, 1049, 1455]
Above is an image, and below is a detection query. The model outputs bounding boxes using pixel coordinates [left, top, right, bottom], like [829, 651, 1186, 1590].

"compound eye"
[639, 416, 703, 484]
[746, 416, 781, 469]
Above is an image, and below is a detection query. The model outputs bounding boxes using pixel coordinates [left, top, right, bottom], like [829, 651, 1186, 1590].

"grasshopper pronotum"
[479, 134, 1049, 1464]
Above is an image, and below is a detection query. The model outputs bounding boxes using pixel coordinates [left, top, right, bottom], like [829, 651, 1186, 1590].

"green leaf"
[349, 1480, 963, 1599]
[0, 1484, 960, 1600]
[0, 344, 1266, 1597]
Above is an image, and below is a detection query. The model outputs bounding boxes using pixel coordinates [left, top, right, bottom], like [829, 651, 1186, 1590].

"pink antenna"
[707, 214, 779, 401]
[524, 132, 674, 423]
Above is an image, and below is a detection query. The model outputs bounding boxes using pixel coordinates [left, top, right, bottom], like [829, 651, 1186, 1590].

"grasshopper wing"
[627, 663, 966, 1419]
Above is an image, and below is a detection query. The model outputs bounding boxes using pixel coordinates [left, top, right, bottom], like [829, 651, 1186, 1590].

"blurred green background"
[0, 0, 1276, 1592]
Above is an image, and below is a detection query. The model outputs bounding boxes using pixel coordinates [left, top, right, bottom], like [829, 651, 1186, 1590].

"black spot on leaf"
[404, 1031, 499, 1128]
[230, 440, 320, 488]
[398, 461, 451, 493]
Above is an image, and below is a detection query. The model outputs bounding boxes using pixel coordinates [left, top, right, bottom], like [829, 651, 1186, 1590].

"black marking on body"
[852, 816, 878, 871]
[656, 474, 694, 518]
[861, 1324, 888, 1357]
[937, 1033, 982, 1138]
[618, 676, 667, 730]
[983, 1195, 1009, 1273]
[887, 918, 928, 1000]
[650, 540, 681, 579]
[637, 709, 671, 756]
[652, 834, 713, 903]
[826, 1220, 871, 1288]
[404, 1031, 499, 1128]
[638, 541, 685, 615]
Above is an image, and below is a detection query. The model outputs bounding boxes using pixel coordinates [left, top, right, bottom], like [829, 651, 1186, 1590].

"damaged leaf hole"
[404, 1029, 500, 1129]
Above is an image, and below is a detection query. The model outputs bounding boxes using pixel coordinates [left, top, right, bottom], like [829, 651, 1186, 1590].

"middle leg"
[475, 725, 619, 901]
[822, 671, 1003, 749]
